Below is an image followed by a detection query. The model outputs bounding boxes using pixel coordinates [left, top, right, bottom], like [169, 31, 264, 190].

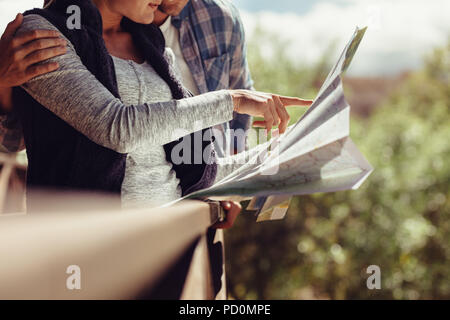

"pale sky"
[237, 0, 450, 76]
[0, 0, 449, 76]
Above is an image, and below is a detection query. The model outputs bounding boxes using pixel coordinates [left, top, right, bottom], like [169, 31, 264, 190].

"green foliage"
[226, 38, 450, 300]
[246, 26, 332, 100]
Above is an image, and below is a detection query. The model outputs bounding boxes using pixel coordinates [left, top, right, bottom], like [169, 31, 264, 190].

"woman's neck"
[92, 0, 145, 64]
[93, 0, 123, 34]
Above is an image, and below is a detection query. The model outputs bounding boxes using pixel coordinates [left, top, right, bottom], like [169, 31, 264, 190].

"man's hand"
[213, 201, 242, 229]
[0, 13, 67, 89]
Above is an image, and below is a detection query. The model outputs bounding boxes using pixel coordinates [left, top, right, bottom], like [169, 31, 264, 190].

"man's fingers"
[278, 96, 313, 106]
[215, 201, 242, 229]
[22, 45, 67, 67]
[12, 29, 61, 48]
[2, 14, 23, 40]
[25, 62, 59, 80]
[15, 38, 67, 60]
[222, 201, 231, 210]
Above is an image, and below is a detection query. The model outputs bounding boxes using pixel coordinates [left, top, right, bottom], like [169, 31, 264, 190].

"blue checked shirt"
[0, 0, 253, 154]
[172, 0, 254, 154]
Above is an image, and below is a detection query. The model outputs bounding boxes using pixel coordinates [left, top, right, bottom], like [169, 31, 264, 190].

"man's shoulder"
[189, 0, 242, 24]
[192, 0, 237, 12]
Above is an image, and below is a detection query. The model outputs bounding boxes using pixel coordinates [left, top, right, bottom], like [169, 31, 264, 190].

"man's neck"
[153, 10, 170, 27]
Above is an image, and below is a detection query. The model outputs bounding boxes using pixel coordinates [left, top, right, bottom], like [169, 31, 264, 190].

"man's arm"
[0, 88, 13, 114]
[228, 4, 254, 92]
[227, 3, 255, 151]
[0, 13, 67, 152]
[0, 13, 66, 111]
[0, 111, 25, 153]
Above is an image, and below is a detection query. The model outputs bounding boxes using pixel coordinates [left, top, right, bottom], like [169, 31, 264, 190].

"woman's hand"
[214, 201, 242, 229]
[230, 89, 313, 134]
[0, 13, 67, 89]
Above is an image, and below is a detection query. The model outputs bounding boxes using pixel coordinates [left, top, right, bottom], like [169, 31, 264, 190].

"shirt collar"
[159, 16, 172, 33]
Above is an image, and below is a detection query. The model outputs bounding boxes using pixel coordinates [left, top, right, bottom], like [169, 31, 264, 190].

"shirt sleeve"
[228, 3, 254, 92]
[227, 3, 254, 142]
[19, 15, 235, 154]
[0, 110, 25, 153]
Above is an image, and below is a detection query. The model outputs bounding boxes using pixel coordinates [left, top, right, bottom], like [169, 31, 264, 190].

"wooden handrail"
[0, 200, 220, 299]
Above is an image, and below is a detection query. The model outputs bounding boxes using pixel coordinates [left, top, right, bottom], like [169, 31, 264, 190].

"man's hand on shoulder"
[0, 13, 67, 112]
[0, 13, 67, 88]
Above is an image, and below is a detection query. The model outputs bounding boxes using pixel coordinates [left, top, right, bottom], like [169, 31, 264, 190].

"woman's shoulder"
[18, 14, 74, 50]
[19, 14, 60, 34]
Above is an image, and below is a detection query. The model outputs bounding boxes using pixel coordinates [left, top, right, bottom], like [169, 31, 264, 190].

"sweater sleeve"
[19, 15, 235, 154]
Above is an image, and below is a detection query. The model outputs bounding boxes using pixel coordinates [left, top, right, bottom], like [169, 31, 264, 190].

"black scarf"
[13, 0, 217, 209]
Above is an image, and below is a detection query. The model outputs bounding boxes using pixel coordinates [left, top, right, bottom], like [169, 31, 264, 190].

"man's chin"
[157, 6, 169, 15]
[157, 6, 181, 17]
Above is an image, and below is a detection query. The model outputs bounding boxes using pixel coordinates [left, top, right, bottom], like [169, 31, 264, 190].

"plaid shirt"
[173, 0, 253, 94]
[0, 0, 253, 154]
[172, 0, 254, 154]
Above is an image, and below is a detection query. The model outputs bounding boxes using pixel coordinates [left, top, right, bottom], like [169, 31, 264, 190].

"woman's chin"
[128, 13, 155, 25]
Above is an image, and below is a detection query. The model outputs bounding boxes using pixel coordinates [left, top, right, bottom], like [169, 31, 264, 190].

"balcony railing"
[0, 199, 226, 299]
